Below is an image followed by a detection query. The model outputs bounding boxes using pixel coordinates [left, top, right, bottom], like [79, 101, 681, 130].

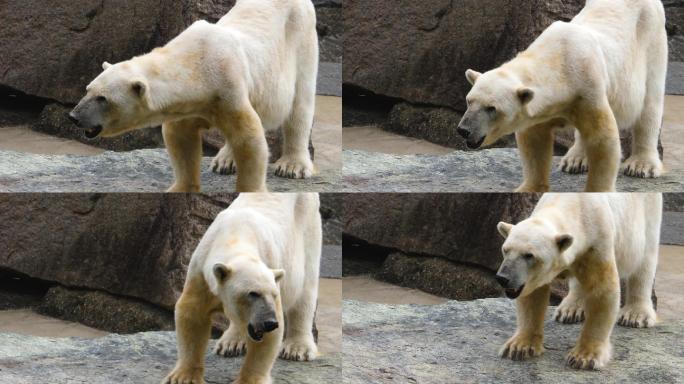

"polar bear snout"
[69, 98, 106, 139]
[457, 114, 486, 149]
[247, 318, 279, 342]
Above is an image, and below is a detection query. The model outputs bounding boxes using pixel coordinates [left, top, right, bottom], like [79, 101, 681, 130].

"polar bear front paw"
[274, 155, 314, 179]
[622, 155, 663, 178]
[279, 338, 318, 361]
[211, 146, 237, 175]
[566, 342, 611, 370]
[161, 367, 205, 384]
[499, 334, 544, 361]
[560, 153, 588, 174]
[214, 332, 247, 357]
[554, 299, 585, 324]
[618, 304, 656, 328]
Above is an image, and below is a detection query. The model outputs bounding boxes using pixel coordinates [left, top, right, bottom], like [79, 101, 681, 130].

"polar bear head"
[457, 69, 535, 149]
[212, 258, 285, 342]
[495, 219, 573, 299]
[69, 61, 156, 139]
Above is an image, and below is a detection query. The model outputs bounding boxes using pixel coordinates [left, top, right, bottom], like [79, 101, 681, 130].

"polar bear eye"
[484, 106, 497, 115]
[248, 291, 262, 299]
[96, 96, 108, 104]
[523, 253, 534, 261]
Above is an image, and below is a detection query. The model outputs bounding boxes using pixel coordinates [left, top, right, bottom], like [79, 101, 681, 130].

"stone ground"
[0, 331, 340, 384]
[343, 95, 684, 193]
[342, 298, 683, 384]
[0, 96, 341, 192]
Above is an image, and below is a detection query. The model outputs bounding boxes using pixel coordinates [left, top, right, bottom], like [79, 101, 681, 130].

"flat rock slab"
[343, 149, 684, 192]
[318, 62, 342, 97]
[0, 149, 341, 192]
[0, 331, 340, 384]
[343, 299, 684, 384]
[667, 62, 684, 96]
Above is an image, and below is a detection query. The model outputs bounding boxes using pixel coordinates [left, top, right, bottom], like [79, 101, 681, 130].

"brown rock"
[343, 193, 540, 271]
[378, 253, 502, 300]
[343, 0, 584, 110]
[0, 193, 236, 309]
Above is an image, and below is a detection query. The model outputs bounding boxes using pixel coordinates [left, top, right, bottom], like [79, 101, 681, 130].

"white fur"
[499, 193, 662, 370]
[84, 0, 319, 192]
[163, 193, 321, 384]
[463, 0, 668, 192]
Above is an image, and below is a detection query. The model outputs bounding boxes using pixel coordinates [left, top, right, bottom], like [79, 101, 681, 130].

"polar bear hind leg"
[622, 26, 667, 178]
[555, 277, 585, 324]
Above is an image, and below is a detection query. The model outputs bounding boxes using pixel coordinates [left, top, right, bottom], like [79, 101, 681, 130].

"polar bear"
[162, 193, 322, 384]
[457, 0, 668, 192]
[69, 0, 319, 193]
[495, 193, 661, 370]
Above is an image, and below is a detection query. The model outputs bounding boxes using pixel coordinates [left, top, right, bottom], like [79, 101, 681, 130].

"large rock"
[0, 149, 341, 192]
[0, 332, 340, 384]
[0, 193, 235, 309]
[343, 149, 684, 192]
[0, 0, 340, 105]
[343, 193, 538, 272]
[343, 299, 684, 384]
[665, 0, 684, 61]
[343, 0, 584, 110]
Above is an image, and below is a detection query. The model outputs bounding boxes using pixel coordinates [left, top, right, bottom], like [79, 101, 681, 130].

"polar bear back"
[190, 193, 321, 312]
[536, 194, 661, 279]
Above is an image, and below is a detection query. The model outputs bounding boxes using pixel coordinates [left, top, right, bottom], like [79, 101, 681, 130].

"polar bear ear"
[465, 69, 482, 86]
[131, 80, 147, 97]
[497, 222, 514, 239]
[517, 88, 534, 105]
[556, 234, 573, 253]
[272, 269, 285, 283]
[102, 62, 112, 70]
[213, 263, 232, 283]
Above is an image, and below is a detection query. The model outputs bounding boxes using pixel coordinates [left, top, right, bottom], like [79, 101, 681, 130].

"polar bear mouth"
[84, 125, 103, 139]
[247, 323, 264, 342]
[504, 284, 525, 299]
[466, 136, 486, 150]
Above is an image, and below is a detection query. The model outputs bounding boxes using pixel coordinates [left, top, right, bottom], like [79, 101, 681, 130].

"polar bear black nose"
[495, 274, 510, 288]
[263, 320, 279, 332]
[67, 112, 81, 127]
[457, 127, 470, 139]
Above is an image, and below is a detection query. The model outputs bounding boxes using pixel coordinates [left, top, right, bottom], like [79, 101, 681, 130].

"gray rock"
[318, 62, 342, 97]
[343, 299, 684, 384]
[322, 245, 343, 279]
[343, 149, 684, 192]
[0, 149, 341, 192]
[661, 211, 684, 245]
[667, 62, 684, 95]
[0, 332, 340, 384]
[665, 0, 684, 62]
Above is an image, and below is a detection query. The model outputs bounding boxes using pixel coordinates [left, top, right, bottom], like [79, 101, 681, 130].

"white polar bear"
[496, 193, 661, 370]
[70, 0, 319, 193]
[458, 0, 668, 192]
[162, 193, 322, 384]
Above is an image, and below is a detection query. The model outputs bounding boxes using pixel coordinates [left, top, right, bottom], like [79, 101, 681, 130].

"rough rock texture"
[0, 193, 235, 309]
[667, 61, 684, 95]
[314, 0, 343, 63]
[0, 149, 341, 192]
[343, 299, 684, 384]
[343, 0, 584, 110]
[665, 0, 684, 61]
[0, 0, 340, 105]
[378, 253, 503, 300]
[343, 149, 684, 192]
[36, 286, 175, 334]
[0, 332, 340, 384]
[343, 193, 538, 271]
